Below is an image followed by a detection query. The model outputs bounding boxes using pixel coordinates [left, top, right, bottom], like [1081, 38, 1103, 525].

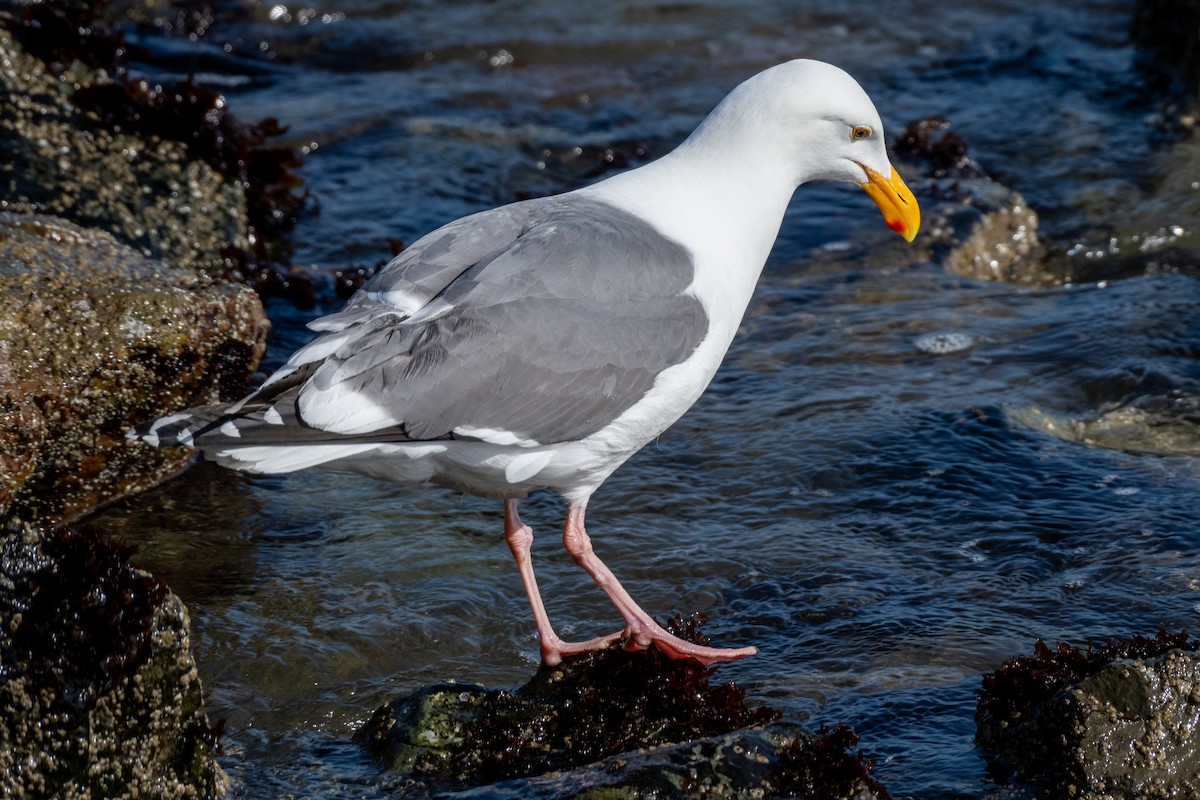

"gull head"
[688, 59, 920, 241]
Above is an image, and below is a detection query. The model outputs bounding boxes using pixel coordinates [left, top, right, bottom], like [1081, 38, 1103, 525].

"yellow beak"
[858, 163, 920, 242]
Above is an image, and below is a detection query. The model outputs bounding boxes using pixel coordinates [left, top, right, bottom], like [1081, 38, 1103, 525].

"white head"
[683, 59, 919, 241]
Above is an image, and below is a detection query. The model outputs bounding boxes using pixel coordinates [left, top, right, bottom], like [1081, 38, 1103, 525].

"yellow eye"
[851, 125, 873, 140]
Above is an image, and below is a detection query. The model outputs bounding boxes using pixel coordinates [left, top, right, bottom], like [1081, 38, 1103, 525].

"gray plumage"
[135, 195, 707, 451]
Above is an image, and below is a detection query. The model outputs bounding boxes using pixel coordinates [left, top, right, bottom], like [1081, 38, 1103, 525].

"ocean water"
[92, 1, 1200, 797]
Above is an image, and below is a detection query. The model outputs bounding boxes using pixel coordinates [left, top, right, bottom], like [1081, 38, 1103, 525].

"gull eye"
[851, 125, 873, 140]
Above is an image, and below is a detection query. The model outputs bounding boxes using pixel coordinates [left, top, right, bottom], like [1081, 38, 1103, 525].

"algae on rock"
[0, 523, 228, 800]
[0, 212, 268, 523]
[0, 26, 249, 273]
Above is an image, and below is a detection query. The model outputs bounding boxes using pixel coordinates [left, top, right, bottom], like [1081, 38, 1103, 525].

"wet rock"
[3, 0, 311, 253]
[0, 212, 268, 523]
[893, 117, 1048, 284]
[893, 116, 987, 181]
[547, 722, 817, 799]
[359, 632, 891, 798]
[72, 77, 310, 249]
[530, 721, 887, 799]
[976, 631, 1200, 799]
[921, 178, 1047, 284]
[359, 639, 776, 784]
[1007, 397, 1200, 457]
[0, 521, 227, 799]
[0, 24, 249, 272]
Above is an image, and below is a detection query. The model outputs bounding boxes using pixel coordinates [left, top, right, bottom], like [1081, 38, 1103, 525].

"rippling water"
[92, 1, 1200, 797]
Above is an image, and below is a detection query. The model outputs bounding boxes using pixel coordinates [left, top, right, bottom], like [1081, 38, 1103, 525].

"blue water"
[93, 1, 1200, 797]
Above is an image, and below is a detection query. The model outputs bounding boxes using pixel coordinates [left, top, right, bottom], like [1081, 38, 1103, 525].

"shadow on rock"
[359, 616, 892, 799]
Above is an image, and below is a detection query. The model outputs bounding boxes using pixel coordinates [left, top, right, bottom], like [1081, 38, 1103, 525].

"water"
[90, 1, 1200, 797]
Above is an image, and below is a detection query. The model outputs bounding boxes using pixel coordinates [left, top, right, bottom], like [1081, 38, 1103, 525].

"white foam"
[914, 331, 975, 355]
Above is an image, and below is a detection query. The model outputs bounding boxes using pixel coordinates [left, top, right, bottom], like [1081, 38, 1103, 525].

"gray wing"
[159, 196, 708, 448]
[305, 201, 535, 332]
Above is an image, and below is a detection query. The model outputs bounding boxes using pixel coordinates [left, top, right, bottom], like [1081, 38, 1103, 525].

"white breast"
[533, 151, 799, 501]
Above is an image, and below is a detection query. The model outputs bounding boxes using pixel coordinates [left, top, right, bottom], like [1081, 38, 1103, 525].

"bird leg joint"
[562, 517, 594, 562]
[503, 499, 534, 554]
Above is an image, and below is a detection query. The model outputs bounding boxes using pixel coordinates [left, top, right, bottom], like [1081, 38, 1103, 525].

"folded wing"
[135, 195, 708, 451]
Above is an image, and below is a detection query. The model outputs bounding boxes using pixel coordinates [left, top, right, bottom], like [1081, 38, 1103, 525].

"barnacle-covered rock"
[0, 24, 249, 272]
[976, 631, 1200, 798]
[359, 618, 892, 799]
[0, 212, 268, 523]
[0, 522, 227, 799]
[892, 117, 1049, 285]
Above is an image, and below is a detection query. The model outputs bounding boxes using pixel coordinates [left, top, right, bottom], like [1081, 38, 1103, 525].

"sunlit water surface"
[93, 1, 1200, 797]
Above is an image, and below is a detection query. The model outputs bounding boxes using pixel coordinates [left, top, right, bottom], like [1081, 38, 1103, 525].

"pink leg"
[504, 499, 622, 666]
[562, 501, 758, 665]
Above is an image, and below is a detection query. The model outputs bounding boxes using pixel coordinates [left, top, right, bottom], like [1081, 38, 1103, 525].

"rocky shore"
[0, 14, 273, 524]
[1, 0, 1197, 797]
[1, 522, 228, 799]
[977, 632, 1200, 798]
[1, 4, 281, 796]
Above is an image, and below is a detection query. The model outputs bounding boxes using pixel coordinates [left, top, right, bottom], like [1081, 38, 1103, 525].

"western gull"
[130, 59, 919, 666]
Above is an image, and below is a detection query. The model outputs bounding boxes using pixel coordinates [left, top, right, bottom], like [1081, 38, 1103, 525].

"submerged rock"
[0, 212, 268, 523]
[1007, 398, 1200, 457]
[976, 631, 1200, 799]
[0, 522, 227, 799]
[359, 629, 891, 799]
[893, 117, 1048, 285]
[1049, 121, 1200, 285]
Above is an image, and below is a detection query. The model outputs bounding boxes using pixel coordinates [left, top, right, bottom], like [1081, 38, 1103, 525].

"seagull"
[130, 59, 919, 667]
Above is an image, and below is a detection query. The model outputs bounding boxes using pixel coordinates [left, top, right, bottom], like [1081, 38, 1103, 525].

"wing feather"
[140, 195, 708, 451]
